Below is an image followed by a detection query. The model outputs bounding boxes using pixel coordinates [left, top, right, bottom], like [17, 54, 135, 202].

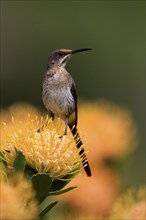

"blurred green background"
[1, 1, 145, 186]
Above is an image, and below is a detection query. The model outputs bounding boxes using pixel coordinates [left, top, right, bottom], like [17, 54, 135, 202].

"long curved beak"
[72, 48, 92, 54]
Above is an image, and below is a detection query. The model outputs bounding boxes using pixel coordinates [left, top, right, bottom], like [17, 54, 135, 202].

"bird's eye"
[59, 52, 64, 57]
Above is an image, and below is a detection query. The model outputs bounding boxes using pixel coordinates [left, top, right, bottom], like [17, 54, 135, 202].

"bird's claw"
[59, 132, 67, 139]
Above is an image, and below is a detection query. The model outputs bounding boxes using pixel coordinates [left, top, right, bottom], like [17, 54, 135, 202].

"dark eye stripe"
[59, 52, 64, 56]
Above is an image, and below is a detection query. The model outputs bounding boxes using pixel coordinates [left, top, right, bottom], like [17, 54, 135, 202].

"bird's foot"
[59, 131, 67, 139]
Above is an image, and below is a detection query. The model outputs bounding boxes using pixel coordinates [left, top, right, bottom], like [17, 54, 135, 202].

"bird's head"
[47, 48, 92, 68]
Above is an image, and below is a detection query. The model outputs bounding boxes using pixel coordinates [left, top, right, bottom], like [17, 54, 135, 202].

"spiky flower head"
[1, 115, 82, 179]
[109, 187, 146, 220]
[78, 100, 138, 162]
[0, 174, 38, 219]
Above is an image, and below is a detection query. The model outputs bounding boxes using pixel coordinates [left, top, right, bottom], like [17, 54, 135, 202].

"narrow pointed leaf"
[50, 179, 69, 192]
[48, 186, 77, 196]
[50, 172, 77, 191]
[32, 173, 52, 204]
[13, 151, 25, 173]
[39, 201, 58, 218]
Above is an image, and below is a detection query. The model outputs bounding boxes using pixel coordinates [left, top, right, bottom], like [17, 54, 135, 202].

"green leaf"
[39, 201, 58, 218]
[48, 186, 77, 196]
[13, 151, 25, 173]
[32, 173, 52, 204]
[24, 163, 37, 180]
[50, 172, 78, 191]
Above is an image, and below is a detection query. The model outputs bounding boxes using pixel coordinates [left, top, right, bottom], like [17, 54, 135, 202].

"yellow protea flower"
[0, 102, 41, 123]
[1, 115, 82, 179]
[109, 187, 146, 220]
[78, 100, 138, 163]
[0, 102, 41, 143]
[0, 174, 38, 220]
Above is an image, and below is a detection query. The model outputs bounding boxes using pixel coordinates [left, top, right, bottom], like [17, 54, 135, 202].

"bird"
[40, 48, 92, 176]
